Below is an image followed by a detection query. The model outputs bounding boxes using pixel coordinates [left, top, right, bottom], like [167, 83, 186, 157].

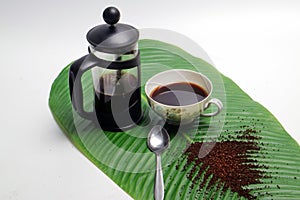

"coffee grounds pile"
[182, 129, 265, 199]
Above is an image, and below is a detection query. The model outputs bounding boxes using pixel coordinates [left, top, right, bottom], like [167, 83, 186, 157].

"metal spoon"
[147, 125, 170, 200]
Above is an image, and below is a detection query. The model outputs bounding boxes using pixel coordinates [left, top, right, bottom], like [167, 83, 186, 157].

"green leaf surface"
[49, 39, 300, 199]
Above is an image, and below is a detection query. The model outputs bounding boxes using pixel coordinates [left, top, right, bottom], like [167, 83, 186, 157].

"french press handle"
[69, 54, 99, 120]
[69, 52, 141, 120]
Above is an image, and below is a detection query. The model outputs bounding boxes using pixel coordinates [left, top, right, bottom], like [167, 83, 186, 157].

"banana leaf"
[49, 39, 300, 199]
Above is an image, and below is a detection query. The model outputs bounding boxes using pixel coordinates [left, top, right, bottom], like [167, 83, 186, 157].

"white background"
[0, 0, 299, 199]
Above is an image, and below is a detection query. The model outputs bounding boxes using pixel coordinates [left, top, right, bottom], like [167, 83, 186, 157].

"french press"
[69, 7, 142, 131]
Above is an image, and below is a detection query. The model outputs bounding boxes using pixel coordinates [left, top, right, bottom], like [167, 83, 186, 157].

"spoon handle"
[155, 154, 164, 200]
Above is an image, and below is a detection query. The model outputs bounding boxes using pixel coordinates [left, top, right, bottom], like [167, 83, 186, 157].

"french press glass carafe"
[69, 7, 142, 131]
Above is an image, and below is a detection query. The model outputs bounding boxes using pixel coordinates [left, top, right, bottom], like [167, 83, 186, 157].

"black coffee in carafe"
[94, 72, 141, 129]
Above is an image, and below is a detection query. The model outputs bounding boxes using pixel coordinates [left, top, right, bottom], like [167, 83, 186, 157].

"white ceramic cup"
[145, 69, 223, 124]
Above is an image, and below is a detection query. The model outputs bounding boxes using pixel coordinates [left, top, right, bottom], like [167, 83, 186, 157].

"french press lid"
[86, 6, 139, 54]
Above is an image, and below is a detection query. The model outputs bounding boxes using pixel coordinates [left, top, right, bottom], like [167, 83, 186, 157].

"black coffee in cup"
[150, 82, 208, 106]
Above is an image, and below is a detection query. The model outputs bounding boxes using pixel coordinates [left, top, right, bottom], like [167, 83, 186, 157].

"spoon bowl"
[147, 125, 170, 154]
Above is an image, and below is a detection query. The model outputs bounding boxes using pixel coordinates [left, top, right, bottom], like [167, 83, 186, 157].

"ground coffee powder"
[182, 129, 264, 199]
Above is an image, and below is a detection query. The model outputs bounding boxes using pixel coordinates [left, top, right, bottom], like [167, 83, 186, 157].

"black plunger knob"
[103, 7, 120, 25]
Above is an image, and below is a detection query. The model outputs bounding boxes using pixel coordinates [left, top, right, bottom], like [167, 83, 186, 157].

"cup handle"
[200, 98, 223, 117]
